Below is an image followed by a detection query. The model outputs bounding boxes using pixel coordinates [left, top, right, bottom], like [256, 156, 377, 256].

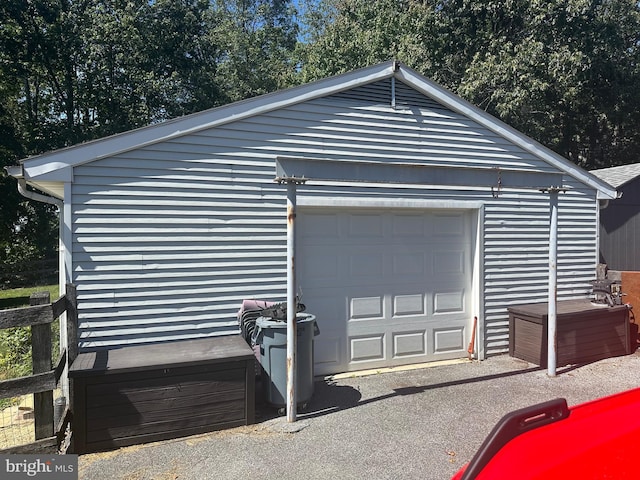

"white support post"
[286, 181, 297, 422]
[547, 188, 559, 377]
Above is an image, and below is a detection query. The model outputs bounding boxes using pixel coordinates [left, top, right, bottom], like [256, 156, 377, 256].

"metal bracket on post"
[539, 186, 566, 377]
[491, 168, 502, 198]
[275, 175, 308, 422]
[276, 175, 308, 186]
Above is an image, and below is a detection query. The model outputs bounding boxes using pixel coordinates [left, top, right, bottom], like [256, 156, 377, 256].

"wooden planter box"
[508, 299, 630, 367]
[69, 335, 255, 454]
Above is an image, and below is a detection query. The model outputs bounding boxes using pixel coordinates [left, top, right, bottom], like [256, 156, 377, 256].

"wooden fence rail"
[0, 284, 77, 454]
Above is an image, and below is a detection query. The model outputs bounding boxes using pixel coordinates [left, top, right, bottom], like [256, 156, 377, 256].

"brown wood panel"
[87, 383, 245, 419]
[86, 371, 244, 406]
[86, 401, 245, 443]
[513, 319, 544, 364]
[87, 389, 245, 420]
[87, 398, 245, 432]
[78, 361, 244, 389]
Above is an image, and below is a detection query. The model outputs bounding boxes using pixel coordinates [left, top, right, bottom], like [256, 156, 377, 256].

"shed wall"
[599, 179, 640, 271]
[71, 79, 598, 356]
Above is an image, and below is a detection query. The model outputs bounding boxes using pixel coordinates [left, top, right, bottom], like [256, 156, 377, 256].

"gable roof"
[591, 163, 640, 189]
[9, 61, 618, 200]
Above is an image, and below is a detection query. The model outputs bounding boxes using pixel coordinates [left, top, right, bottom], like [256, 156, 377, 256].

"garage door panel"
[315, 335, 343, 372]
[433, 212, 467, 236]
[301, 290, 344, 322]
[392, 251, 429, 277]
[298, 212, 340, 235]
[392, 331, 427, 358]
[433, 249, 467, 275]
[392, 293, 426, 317]
[433, 291, 466, 314]
[433, 327, 466, 354]
[349, 253, 384, 278]
[392, 214, 427, 236]
[299, 207, 474, 374]
[348, 213, 384, 237]
[299, 248, 340, 285]
[302, 290, 347, 375]
[350, 335, 385, 363]
[349, 295, 384, 320]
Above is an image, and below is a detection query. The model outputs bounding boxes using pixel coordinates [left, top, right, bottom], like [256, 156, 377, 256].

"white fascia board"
[5, 163, 64, 200]
[5, 165, 23, 178]
[395, 66, 619, 200]
[26, 166, 72, 182]
[20, 62, 397, 179]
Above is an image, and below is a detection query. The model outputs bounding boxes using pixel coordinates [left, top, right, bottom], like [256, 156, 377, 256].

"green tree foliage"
[214, 0, 300, 101]
[297, 0, 439, 82]
[0, 0, 300, 274]
[300, 0, 640, 169]
[3, 0, 640, 273]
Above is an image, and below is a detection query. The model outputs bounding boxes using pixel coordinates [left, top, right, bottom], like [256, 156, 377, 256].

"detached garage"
[8, 61, 617, 377]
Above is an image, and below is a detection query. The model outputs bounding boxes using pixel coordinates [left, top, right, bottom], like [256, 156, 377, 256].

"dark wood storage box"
[69, 335, 255, 454]
[508, 299, 630, 367]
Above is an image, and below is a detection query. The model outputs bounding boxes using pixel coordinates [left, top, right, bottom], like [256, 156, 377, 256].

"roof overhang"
[17, 62, 398, 181]
[8, 60, 619, 201]
[395, 68, 619, 200]
[4, 165, 64, 199]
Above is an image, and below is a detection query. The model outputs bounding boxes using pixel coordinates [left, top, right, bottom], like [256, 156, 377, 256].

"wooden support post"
[30, 292, 53, 440]
[65, 284, 78, 365]
[65, 284, 78, 415]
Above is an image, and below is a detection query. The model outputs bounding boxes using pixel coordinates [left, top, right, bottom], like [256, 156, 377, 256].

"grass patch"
[0, 285, 60, 310]
[0, 284, 60, 382]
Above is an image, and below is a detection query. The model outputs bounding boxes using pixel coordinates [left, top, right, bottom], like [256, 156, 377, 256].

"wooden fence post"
[65, 284, 78, 414]
[65, 284, 78, 366]
[30, 292, 53, 440]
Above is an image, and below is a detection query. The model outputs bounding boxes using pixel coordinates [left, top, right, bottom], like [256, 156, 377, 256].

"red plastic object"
[452, 387, 640, 479]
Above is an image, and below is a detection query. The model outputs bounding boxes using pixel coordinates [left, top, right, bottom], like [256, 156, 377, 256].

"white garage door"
[298, 208, 475, 376]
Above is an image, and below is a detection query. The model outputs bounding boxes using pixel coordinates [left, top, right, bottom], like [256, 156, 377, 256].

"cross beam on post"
[276, 156, 570, 395]
[277, 175, 307, 422]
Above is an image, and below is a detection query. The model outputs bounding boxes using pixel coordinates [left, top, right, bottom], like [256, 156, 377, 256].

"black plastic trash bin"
[254, 313, 318, 410]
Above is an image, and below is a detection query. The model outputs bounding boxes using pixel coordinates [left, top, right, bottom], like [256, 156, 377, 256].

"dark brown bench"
[508, 299, 630, 367]
[69, 335, 255, 454]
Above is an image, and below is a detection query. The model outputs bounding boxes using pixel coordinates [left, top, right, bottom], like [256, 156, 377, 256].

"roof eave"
[20, 62, 397, 180]
[18, 60, 618, 200]
[394, 65, 619, 200]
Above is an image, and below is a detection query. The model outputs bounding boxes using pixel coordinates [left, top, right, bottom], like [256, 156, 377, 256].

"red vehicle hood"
[453, 387, 640, 479]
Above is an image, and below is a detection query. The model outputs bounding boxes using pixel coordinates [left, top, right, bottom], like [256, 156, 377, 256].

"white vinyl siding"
[71, 79, 599, 355]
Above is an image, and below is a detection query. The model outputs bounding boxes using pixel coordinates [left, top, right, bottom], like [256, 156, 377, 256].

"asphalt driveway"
[78, 352, 640, 480]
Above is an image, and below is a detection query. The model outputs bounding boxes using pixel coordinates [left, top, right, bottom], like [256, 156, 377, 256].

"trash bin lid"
[256, 313, 315, 329]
